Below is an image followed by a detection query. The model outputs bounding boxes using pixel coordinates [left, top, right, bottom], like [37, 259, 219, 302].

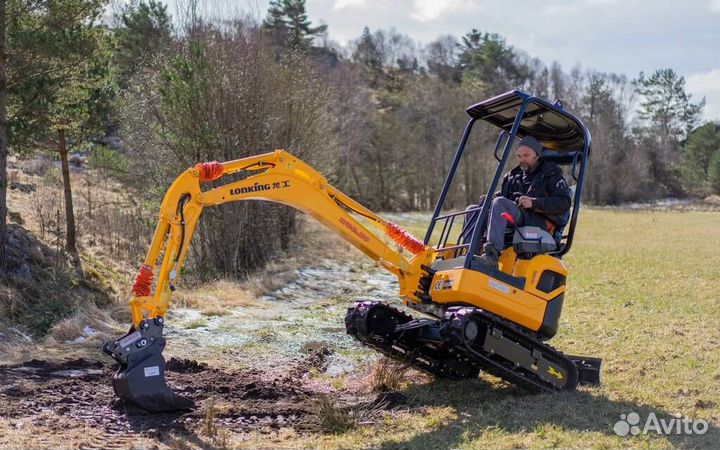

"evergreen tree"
[114, 0, 172, 88]
[283, 0, 326, 49]
[633, 69, 705, 191]
[262, 0, 288, 46]
[262, 0, 326, 50]
[456, 29, 528, 92]
[1, 0, 111, 270]
[709, 150, 720, 194]
[352, 26, 383, 86]
[682, 122, 720, 191]
[634, 69, 705, 142]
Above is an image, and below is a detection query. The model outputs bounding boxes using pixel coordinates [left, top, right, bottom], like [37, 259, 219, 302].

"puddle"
[50, 369, 105, 378]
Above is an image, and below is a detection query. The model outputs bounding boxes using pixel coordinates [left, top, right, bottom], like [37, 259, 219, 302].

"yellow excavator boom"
[127, 149, 432, 328]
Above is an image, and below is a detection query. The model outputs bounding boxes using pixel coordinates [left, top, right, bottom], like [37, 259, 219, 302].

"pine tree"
[352, 27, 383, 86]
[1, 0, 111, 270]
[262, 0, 326, 50]
[283, 0, 326, 49]
[114, 0, 172, 88]
[262, 0, 288, 45]
[633, 69, 705, 191]
[634, 69, 705, 142]
[456, 29, 528, 93]
[708, 150, 720, 194]
[682, 122, 720, 191]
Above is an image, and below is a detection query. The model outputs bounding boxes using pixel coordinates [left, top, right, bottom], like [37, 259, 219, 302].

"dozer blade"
[568, 354, 602, 386]
[104, 317, 195, 413]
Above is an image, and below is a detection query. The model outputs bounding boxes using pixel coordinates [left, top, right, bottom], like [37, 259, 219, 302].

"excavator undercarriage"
[345, 301, 600, 393]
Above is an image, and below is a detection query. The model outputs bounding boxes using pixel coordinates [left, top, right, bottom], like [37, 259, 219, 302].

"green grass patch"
[305, 209, 720, 449]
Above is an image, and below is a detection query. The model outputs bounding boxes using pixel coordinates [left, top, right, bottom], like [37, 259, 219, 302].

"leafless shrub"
[30, 175, 63, 246]
[119, 22, 337, 281]
[22, 157, 54, 177]
[74, 172, 153, 263]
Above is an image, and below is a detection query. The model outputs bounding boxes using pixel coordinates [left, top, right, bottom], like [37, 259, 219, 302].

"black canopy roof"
[466, 90, 588, 152]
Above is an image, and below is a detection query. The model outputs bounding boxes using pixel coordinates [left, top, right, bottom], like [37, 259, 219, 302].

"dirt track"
[0, 352, 336, 449]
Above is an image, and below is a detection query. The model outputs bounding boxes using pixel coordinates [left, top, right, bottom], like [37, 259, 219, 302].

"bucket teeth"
[105, 317, 195, 413]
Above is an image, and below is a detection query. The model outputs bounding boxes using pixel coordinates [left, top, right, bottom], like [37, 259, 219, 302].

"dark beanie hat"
[518, 136, 543, 155]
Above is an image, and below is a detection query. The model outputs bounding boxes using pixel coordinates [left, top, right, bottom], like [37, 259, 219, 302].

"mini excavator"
[104, 90, 601, 412]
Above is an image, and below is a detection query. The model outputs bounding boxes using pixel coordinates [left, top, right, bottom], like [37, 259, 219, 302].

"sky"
[167, 0, 720, 121]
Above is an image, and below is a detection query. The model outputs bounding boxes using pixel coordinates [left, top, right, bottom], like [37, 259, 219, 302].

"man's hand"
[517, 196, 534, 209]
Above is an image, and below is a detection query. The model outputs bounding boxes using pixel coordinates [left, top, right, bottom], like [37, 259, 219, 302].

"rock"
[14, 230, 30, 248]
[69, 153, 85, 167]
[5, 245, 23, 260]
[7, 233, 20, 249]
[10, 182, 36, 193]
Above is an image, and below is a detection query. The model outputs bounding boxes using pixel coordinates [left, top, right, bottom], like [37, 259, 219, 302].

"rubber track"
[456, 308, 578, 393]
[347, 301, 578, 393]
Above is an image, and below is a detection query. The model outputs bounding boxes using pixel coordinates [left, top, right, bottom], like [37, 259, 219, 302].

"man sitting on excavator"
[462, 136, 572, 267]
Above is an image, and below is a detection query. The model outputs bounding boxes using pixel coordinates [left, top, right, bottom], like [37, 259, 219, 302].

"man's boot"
[476, 243, 499, 268]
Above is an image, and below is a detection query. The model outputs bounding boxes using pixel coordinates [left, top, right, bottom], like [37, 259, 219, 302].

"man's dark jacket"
[499, 158, 572, 228]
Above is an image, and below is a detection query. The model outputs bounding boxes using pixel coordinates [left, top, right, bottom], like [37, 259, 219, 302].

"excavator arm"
[104, 150, 433, 412]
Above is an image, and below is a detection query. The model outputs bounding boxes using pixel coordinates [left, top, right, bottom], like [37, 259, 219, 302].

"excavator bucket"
[103, 317, 195, 413]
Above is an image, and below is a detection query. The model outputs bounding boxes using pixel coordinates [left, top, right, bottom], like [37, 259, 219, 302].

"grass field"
[346, 208, 720, 450]
[1, 208, 718, 449]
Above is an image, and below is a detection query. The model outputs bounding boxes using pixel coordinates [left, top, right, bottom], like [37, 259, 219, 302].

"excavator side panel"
[428, 255, 567, 333]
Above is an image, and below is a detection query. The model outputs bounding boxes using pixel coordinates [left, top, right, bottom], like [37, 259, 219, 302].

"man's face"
[516, 145, 539, 172]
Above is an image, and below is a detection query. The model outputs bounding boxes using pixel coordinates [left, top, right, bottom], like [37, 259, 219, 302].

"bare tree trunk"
[0, 0, 7, 272]
[58, 128, 78, 257]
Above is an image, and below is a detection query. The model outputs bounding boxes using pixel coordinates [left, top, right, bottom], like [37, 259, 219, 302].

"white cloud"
[244, 1, 720, 100]
[333, 0, 366, 10]
[709, 0, 720, 14]
[687, 68, 720, 121]
[410, 0, 473, 22]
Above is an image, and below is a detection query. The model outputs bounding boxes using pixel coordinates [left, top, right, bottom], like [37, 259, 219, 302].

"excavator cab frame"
[424, 89, 591, 263]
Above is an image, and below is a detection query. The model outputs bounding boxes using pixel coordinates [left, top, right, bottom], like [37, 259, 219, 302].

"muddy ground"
[0, 351, 398, 449]
[0, 259, 406, 449]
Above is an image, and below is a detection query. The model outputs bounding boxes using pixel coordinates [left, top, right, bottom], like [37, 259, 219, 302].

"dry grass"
[0, 318, 34, 363]
[367, 357, 413, 392]
[311, 394, 385, 434]
[47, 302, 122, 344]
[172, 279, 259, 309]
[199, 304, 233, 317]
[203, 396, 217, 438]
